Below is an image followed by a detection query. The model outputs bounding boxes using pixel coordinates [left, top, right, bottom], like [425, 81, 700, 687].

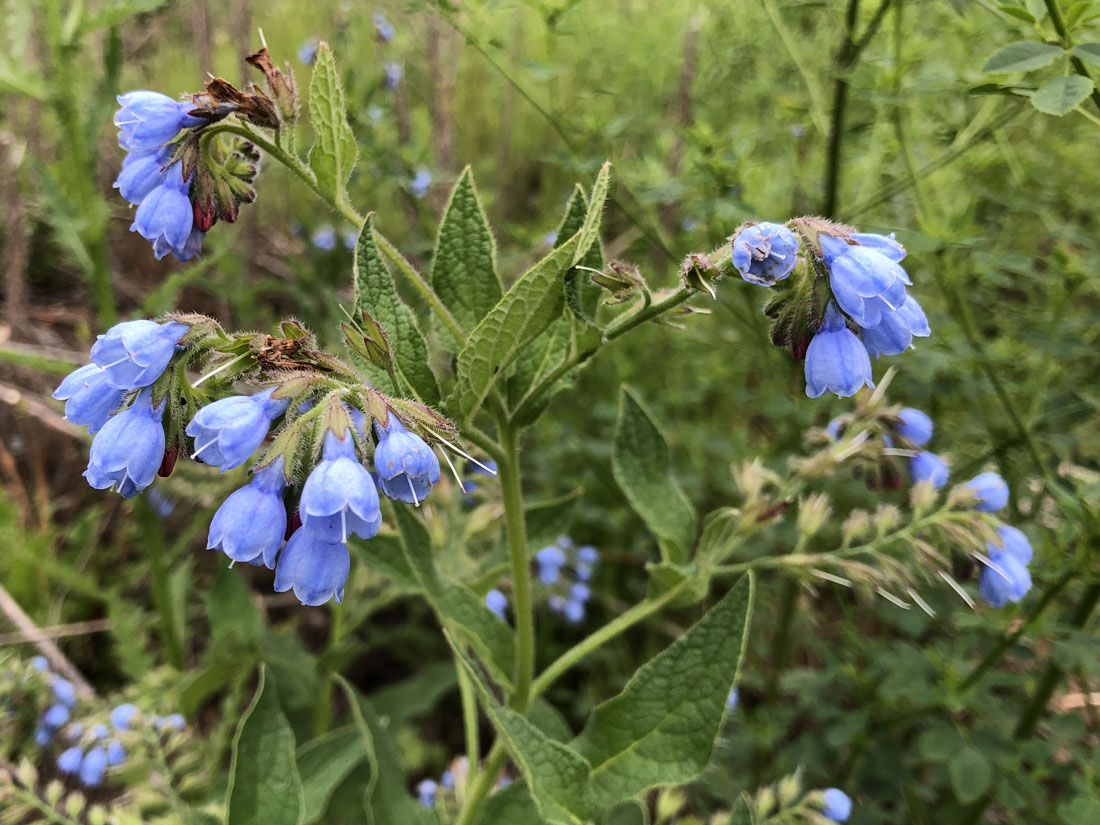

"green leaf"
[1031, 74, 1094, 115]
[477, 781, 543, 825]
[525, 489, 581, 550]
[1073, 43, 1100, 68]
[351, 533, 420, 592]
[74, 0, 167, 38]
[574, 162, 611, 267]
[206, 564, 263, 646]
[370, 661, 457, 724]
[997, 5, 1037, 23]
[728, 795, 756, 825]
[611, 386, 696, 563]
[429, 168, 502, 334]
[451, 644, 594, 825]
[452, 233, 581, 420]
[308, 42, 358, 203]
[226, 666, 304, 825]
[561, 185, 607, 326]
[297, 726, 368, 824]
[949, 746, 993, 804]
[982, 41, 1063, 73]
[354, 220, 440, 404]
[391, 504, 515, 685]
[572, 575, 754, 808]
[336, 677, 435, 825]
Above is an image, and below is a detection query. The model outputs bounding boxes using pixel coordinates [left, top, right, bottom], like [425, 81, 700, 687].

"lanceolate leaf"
[981, 40, 1063, 74]
[296, 726, 368, 824]
[308, 42, 358, 203]
[452, 233, 581, 420]
[572, 575, 754, 808]
[574, 162, 611, 268]
[226, 666, 304, 825]
[451, 644, 594, 825]
[430, 168, 502, 335]
[1030, 74, 1094, 115]
[612, 386, 696, 562]
[354, 219, 440, 404]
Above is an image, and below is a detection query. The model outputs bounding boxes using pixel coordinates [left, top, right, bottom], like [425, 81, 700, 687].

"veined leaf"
[452, 233, 581, 420]
[574, 162, 611, 267]
[477, 781, 543, 824]
[308, 42, 358, 203]
[226, 666, 304, 825]
[572, 575, 754, 807]
[430, 168, 501, 335]
[612, 386, 696, 562]
[1074, 43, 1100, 68]
[296, 726, 368, 824]
[1030, 74, 1094, 115]
[354, 219, 440, 404]
[981, 40, 1063, 73]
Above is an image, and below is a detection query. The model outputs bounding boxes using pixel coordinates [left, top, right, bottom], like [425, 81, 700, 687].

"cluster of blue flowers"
[416, 756, 510, 808]
[535, 537, 600, 624]
[732, 221, 930, 398]
[29, 658, 77, 747]
[114, 92, 205, 261]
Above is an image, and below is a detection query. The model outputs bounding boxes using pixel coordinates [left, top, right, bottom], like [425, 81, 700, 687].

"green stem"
[457, 665, 481, 782]
[498, 425, 534, 711]
[136, 499, 183, 669]
[603, 286, 693, 341]
[822, 0, 861, 217]
[316, 602, 346, 734]
[455, 744, 507, 825]
[9, 786, 82, 825]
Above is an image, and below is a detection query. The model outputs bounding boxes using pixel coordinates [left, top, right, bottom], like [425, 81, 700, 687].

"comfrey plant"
[49, 40, 1043, 825]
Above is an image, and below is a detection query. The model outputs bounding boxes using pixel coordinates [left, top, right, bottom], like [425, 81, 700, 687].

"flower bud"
[796, 494, 831, 538]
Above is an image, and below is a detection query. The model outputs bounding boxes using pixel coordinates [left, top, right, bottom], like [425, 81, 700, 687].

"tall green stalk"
[498, 424, 535, 712]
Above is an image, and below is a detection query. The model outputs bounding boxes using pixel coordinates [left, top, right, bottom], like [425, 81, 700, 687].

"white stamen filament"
[190, 439, 217, 460]
[907, 588, 936, 618]
[811, 568, 852, 587]
[973, 551, 1012, 583]
[876, 588, 911, 609]
[193, 351, 249, 388]
[407, 474, 420, 507]
[938, 570, 976, 608]
[432, 433, 497, 476]
[438, 448, 467, 494]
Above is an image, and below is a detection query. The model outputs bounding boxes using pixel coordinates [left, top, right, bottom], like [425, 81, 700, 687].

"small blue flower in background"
[90, 723, 109, 740]
[575, 545, 599, 581]
[964, 472, 1009, 512]
[114, 92, 201, 154]
[731, 222, 800, 286]
[31, 656, 49, 671]
[859, 296, 930, 358]
[154, 714, 185, 731]
[367, 105, 384, 126]
[300, 429, 381, 541]
[486, 588, 508, 620]
[107, 740, 126, 766]
[545, 231, 558, 247]
[52, 676, 76, 707]
[342, 228, 358, 250]
[979, 550, 1032, 608]
[408, 167, 432, 199]
[820, 233, 912, 329]
[441, 769, 455, 790]
[896, 408, 933, 446]
[535, 545, 567, 585]
[416, 778, 438, 807]
[186, 387, 289, 471]
[909, 451, 949, 488]
[563, 599, 585, 624]
[384, 61, 403, 89]
[299, 39, 319, 65]
[804, 302, 874, 399]
[373, 415, 440, 506]
[58, 746, 83, 775]
[90, 319, 190, 390]
[147, 488, 175, 518]
[208, 458, 288, 568]
[311, 224, 336, 250]
[569, 583, 591, 604]
[111, 703, 138, 730]
[727, 688, 739, 709]
[43, 703, 70, 728]
[34, 726, 53, 746]
[822, 788, 852, 822]
[274, 528, 352, 605]
[79, 746, 107, 787]
[373, 11, 396, 42]
[84, 388, 166, 498]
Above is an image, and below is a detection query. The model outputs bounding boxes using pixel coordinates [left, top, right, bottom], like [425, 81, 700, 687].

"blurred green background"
[2, 0, 1099, 822]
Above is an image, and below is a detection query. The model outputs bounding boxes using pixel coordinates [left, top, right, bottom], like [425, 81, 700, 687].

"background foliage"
[1, 0, 1099, 823]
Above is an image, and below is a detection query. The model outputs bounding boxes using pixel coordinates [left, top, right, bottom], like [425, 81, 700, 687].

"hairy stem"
[822, 0, 861, 217]
[498, 425, 534, 711]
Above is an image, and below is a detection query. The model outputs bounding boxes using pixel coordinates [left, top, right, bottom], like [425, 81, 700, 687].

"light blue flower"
[569, 583, 591, 604]
[51, 676, 76, 706]
[43, 704, 70, 728]
[90, 319, 190, 390]
[187, 388, 289, 471]
[820, 234, 912, 329]
[79, 747, 107, 787]
[731, 222, 800, 286]
[576, 546, 599, 565]
[373, 11, 395, 41]
[110, 703, 138, 730]
[90, 723, 108, 740]
[208, 458, 288, 568]
[298, 40, 318, 65]
[114, 91, 201, 154]
[964, 472, 1009, 512]
[486, 588, 508, 620]
[535, 546, 567, 584]
[311, 224, 336, 250]
[822, 788, 852, 822]
[154, 714, 185, 731]
[34, 726, 53, 746]
[373, 416, 440, 506]
[727, 688, 739, 709]
[909, 451, 949, 489]
[275, 527, 351, 606]
[416, 778, 438, 807]
[84, 388, 165, 498]
[52, 364, 126, 434]
[563, 599, 585, 624]
[994, 525, 1032, 564]
[170, 227, 205, 262]
[896, 408, 933, 446]
[859, 296, 930, 357]
[851, 232, 905, 262]
[300, 429, 381, 541]
[58, 746, 83, 774]
[31, 656, 49, 671]
[114, 146, 172, 205]
[409, 167, 432, 199]
[131, 162, 194, 260]
[804, 302, 874, 399]
[384, 62, 402, 89]
[107, 740, 126, 767]
[979, 550, 1032, 608]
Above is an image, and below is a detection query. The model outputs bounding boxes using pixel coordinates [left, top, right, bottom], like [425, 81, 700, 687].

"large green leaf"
[981, 40, 1063, 73]
[226, 666, 304, 825]
[369, 661, 457, 724]
[572, 575, 754, 808]
[296, 726, 368, 824]
[477, 781, 543, 825]
[1031, 74, 1094, 115]
[452, 645, 594, 825]
[391, 504, 515, 685]
[949, 746, 993, 804]
[308, 43, 358, 203]
[574, 162, 611, 268]
[611, 386, 696, 562]
[335, 678, 435, 825]
[354, 219, 440, 404]
[430, 168, 501, 334]
[452, 233, 581, 420]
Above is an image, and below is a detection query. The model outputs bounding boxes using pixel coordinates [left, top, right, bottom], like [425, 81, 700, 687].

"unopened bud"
[680, 252, 719, 299]
[44, 780, 64, 806]
[755, 786, 777, 818]
[797, 494, 831, 538]
[842, 510, 871, 544]
[777, 772, 803, 807]
[656, 787, 686, 821]
[873, 504, 901, 535]
[64, 792, 86, 818]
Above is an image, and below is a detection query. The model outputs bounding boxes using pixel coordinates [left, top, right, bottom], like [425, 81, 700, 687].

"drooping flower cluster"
[54, 315, 461, 607]
[415, 755, 510, 810]
[534, 537, 600, 624]
[730, 218, 930, 398]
